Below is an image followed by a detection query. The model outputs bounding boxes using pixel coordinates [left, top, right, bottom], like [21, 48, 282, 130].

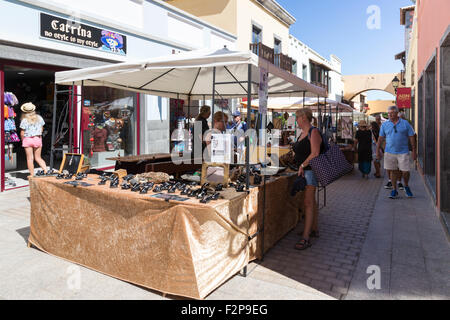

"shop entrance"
[1, 64, 70, 191]
[440, 30, 450, 213]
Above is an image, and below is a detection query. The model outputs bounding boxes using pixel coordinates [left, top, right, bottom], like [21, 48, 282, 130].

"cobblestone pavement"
[0, 167, 448, 300]
[251, 168, 385, 299]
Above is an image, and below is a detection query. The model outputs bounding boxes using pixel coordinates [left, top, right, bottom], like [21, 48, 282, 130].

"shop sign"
[40, 13, 127, 55]
[397, 87, 411, 109]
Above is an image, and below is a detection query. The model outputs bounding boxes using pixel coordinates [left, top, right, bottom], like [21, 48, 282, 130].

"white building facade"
[289, 35, 344, 102]
[0, 0, 236, 191]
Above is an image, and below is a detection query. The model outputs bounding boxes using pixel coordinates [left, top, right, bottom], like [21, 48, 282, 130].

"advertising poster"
[259, 67, 268, 115]
[211, 133, 232, 164]
[340, 116, 353, 139]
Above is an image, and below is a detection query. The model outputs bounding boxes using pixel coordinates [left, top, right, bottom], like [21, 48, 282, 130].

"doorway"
[1, 63, 70, 191]
[440, 29, 450, 213]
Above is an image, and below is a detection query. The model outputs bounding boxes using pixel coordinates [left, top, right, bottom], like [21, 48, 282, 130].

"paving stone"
[390, 263, 432, 300]
[2, 167, 447, 300]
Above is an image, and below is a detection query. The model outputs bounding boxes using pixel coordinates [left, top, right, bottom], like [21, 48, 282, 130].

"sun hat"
[20, 102, 36, 113]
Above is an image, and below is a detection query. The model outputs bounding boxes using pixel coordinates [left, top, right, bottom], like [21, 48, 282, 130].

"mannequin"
[92, 124, 108, 152]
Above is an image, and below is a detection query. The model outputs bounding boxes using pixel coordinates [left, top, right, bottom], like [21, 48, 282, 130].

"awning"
[55, 47, 327, 99]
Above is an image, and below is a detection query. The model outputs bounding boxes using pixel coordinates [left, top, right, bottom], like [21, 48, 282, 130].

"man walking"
[376, 106, 416, 198]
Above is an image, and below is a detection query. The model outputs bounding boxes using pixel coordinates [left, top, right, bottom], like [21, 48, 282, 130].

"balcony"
[311, 81, 328, 93]
[250, 42, 293, 73]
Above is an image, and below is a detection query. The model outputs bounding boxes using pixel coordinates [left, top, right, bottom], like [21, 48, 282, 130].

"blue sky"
[277, 0, 414, 100]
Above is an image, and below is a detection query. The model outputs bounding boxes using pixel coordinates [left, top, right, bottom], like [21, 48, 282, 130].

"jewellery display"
[139, 185, 150, 194]
[75, 172, 87, 180]
[121, 182, 131, 190]
[131, 183, 141, 192]
[181, 186, 191, 195]
[109, 177, 119, 188]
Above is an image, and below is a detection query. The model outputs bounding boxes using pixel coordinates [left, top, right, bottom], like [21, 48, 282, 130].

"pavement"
[0, 166, 448, 300]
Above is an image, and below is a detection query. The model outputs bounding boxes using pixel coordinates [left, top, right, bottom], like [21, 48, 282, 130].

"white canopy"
[240, 96, 354, 112]
[55, 48, 327, 100]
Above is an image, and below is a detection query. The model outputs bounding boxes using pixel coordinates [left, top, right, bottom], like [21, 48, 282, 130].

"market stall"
[28, 47, 326, 299]
[28, 171, 303, 299]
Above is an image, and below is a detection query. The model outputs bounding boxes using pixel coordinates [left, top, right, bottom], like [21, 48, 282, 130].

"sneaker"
[398, 182, 405, 190]
[384, 181, 393, 189]
[389, 190, 399, 199]
[404, 186, 414, 198]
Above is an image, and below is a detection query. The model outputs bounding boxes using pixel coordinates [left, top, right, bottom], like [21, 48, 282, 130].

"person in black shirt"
[354, 120, 373, 179]
[193, 105, 211, 157]
[370, 121, 382, 178]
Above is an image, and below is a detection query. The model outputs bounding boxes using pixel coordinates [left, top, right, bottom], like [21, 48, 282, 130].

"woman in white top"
[19, 102, 47, 175]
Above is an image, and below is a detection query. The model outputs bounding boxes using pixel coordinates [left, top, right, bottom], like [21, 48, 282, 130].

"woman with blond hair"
[19, 102, 47, 176]
[293, 108, 324, 250]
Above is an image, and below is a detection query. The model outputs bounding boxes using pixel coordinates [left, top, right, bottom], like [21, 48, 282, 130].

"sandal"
[294, 238, 311, 250]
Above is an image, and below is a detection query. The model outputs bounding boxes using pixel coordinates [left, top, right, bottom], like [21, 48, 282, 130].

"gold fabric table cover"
[28, 173, 303, 299]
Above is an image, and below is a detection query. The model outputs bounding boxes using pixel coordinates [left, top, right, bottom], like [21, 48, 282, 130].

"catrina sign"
[40, 13, 127, 55]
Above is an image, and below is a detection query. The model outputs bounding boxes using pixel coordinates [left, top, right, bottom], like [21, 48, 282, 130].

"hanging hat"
[20, 102, 36, 113]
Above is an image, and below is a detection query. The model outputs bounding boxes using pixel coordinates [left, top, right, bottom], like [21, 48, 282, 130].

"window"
[82, 87, 137, 168]
[424, 56, 436, 196]
[274, 38, 282, 54]
[302, 64, 307, 80]
[292, 60, 297, 76]
[417, 76, 424, 168]
[252, 25, 262, 44]
[310, 63, 316, 82]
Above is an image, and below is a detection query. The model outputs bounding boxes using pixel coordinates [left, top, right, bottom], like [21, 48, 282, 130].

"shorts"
[22, 136, 42, 148]
[384, 152, 410, 172]
[304, 169, 318, 187]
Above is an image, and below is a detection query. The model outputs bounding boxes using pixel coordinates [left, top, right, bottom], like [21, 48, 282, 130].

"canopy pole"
[325, 97, 328, 139]
[212, 67, 216, 128]
[246, 64, 251, 192]
[303, 91, 305, 109]
[318, 95, 321, 132]
[50, 83, 58, 169]
[80, 80, 84, 154]
[188, 95, 191, 123]
[69, 82, 74, 153]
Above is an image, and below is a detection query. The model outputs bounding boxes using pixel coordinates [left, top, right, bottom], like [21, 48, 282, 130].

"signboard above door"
[40, 13, 127, 56]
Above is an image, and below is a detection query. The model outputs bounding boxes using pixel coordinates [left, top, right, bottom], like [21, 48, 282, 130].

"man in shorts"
[376, 106, 416, 199]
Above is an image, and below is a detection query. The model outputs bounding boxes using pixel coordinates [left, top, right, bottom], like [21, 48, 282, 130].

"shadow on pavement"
[16, 226, 30, 244]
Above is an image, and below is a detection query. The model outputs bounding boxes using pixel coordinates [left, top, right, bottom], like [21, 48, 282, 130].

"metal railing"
[250, 42, 292, 73]
[311, 81, 328, 92]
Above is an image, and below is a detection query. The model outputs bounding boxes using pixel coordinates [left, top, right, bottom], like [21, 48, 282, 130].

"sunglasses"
[394, 125, 397, 133]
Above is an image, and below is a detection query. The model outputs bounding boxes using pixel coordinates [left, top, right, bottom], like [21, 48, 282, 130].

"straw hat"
[20, 102, 36, 113]
[358, 120, 368, 127]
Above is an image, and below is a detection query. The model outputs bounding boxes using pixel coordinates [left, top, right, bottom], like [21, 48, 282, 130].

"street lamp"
[392, 76, 400, 94]
[392, 76, 400, 106]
